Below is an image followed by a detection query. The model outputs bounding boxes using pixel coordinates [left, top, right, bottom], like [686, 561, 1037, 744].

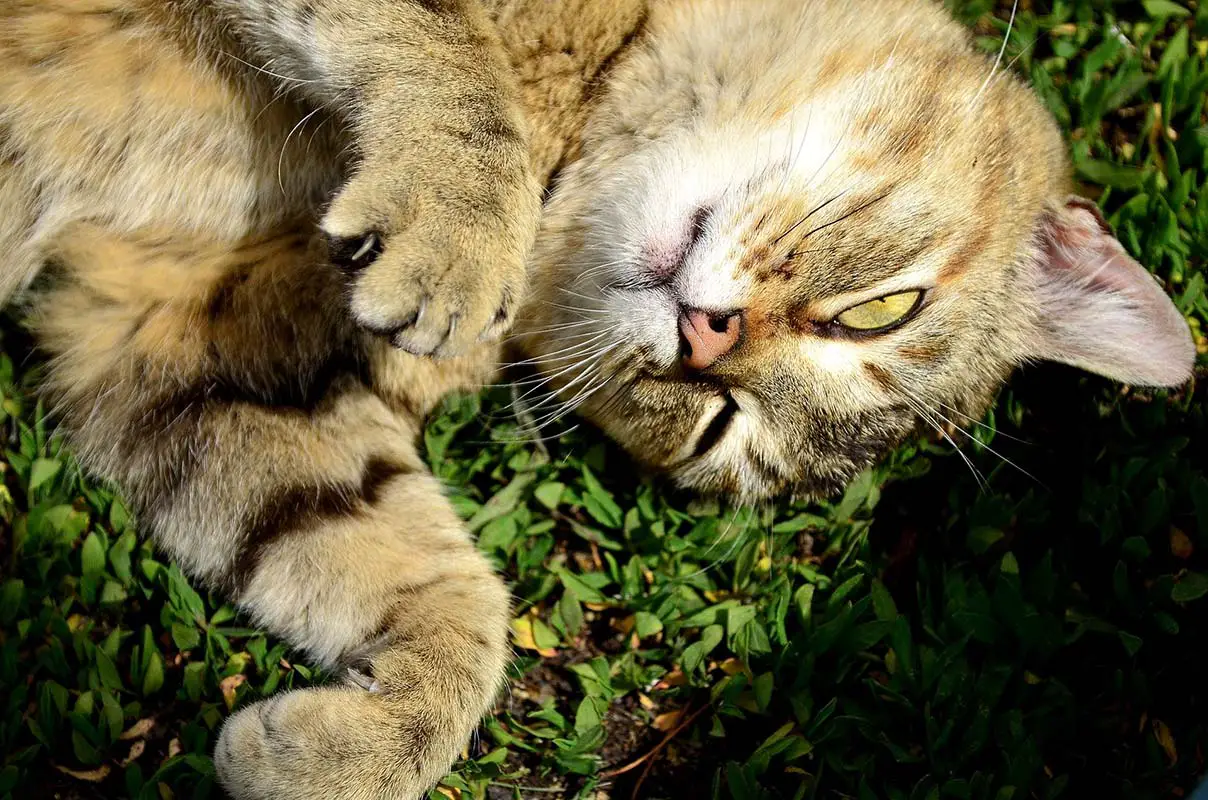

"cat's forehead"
[711, 188, 937, 298]
[705, 150, 995, 302]
[700, 71, 1063, 300]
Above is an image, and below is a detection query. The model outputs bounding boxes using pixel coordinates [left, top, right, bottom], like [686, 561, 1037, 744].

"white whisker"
[558, 286, 617, 306]
[278, 106, 322, 196]
[680, 510, 756, 582]
[902, 395, 987, 491]
[511, 339, 620, 404]
[908, 387, 1032, 446]
[220, 51, 320, 85]
[504, 318, 600, 342]
[546, 302, 612, 317]
[898, 386, 1040, 486]
[526, 369, 612, 429]
[506, 331, 612, 371]
[972, 0, 1019, 104]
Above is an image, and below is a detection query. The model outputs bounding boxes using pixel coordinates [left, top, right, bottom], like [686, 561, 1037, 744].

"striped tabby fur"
[0, 1, 1193, 798]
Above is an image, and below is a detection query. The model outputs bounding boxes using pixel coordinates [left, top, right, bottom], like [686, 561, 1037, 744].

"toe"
[216, 705, 272, 800]
[393, 310, 461, 358]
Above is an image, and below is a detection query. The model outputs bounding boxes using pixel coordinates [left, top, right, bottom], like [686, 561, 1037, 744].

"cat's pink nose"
[679, 308, 743, 371]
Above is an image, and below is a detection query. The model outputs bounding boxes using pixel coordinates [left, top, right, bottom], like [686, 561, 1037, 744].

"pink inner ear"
[1025, 198, 1194, 387]
[1042, 202, 1137, 295]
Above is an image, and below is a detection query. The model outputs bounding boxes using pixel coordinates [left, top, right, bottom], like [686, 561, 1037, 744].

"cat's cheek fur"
[1020, 197, 1195, 387]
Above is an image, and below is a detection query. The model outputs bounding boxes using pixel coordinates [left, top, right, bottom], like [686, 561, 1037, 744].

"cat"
[0, 0, 1194, 798]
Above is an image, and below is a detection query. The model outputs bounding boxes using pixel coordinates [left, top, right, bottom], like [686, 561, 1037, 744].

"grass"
[2, 1, 1208, 798]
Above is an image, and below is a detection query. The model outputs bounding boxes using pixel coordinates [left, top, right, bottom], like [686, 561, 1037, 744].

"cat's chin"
[574, 378, 867, 502]
[664, 457, 857, 506]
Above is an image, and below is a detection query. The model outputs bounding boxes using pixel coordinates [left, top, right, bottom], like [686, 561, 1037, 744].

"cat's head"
[513, 0, 1195, 501]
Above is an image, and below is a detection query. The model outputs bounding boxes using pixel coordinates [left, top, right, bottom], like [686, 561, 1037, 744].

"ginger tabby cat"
[0, 0, 1193, 797]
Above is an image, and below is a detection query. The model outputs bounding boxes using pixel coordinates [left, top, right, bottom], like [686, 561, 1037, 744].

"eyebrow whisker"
[800, 190, 893, 242]
[772, 190, 848, 248]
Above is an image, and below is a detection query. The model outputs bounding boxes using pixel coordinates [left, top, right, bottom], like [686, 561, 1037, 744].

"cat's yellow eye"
[834, 291, 923, 332]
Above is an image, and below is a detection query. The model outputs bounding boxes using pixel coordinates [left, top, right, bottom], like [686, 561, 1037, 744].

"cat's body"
[0, 1, 1194, 798]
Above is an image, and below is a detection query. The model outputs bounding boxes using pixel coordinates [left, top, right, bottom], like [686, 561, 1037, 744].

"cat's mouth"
[627, 368, 743, 463]
[690, 392, 739, 459]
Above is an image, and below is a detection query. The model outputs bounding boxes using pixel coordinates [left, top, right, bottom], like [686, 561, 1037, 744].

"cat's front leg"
[210, 0, 540, 356]
[35, 223, 514, 800]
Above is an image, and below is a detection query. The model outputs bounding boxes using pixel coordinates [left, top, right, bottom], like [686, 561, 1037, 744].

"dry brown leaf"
[1171, 528, 1194, 560]
[612, 614, 636, 635]
[652, 709, 684, 731]
[718, 658, 746, 676]
[638, 693, 656, 711]
[435, 786, 461, 800]
[120, 717, 156, 741]
[166, 737, 183, 760]
[1153, 720, 1178, 766]
[120, 740, 147, 767]
[220, 673, 247, 711]
[54, 764, 111, 783]
[654, 669, 687, 690]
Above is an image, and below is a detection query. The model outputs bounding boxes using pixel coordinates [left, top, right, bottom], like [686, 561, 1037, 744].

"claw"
[346, 667, 382, 694]
[350, 234, 378, 261]
[327, 232, 383, 271]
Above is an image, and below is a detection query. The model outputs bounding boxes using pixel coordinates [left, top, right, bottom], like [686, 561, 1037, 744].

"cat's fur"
[0, 0, 1194, 798]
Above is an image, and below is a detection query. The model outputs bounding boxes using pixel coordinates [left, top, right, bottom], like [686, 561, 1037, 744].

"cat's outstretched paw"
[215, 686, 459, 800]
[323, 156, 539, 359]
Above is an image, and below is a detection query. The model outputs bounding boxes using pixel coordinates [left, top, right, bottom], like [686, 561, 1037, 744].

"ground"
[2, 1, 1207, 798]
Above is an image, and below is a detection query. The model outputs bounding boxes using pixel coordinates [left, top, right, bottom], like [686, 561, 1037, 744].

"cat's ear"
[1021, 196, 1194, 387]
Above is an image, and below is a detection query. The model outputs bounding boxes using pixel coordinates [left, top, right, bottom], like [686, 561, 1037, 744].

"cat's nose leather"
[679, 308, 743, 370]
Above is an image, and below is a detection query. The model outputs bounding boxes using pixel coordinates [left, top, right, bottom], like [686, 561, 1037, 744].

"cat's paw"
[323, 158, 539, 358]
[215, 686, 460, 800]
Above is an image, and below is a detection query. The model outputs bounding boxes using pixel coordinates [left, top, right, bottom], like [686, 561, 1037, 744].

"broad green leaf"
[871, 579, 898, 621]
[1172, 571, 1208, 602]
[28, 458, 62, 492]
[80, 532, 106, 578]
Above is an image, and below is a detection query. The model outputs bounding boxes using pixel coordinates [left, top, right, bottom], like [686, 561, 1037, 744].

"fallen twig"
[600, 703, 710, 794]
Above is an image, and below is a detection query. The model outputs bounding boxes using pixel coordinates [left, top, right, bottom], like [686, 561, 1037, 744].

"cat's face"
[513, 0, 1194, 501]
